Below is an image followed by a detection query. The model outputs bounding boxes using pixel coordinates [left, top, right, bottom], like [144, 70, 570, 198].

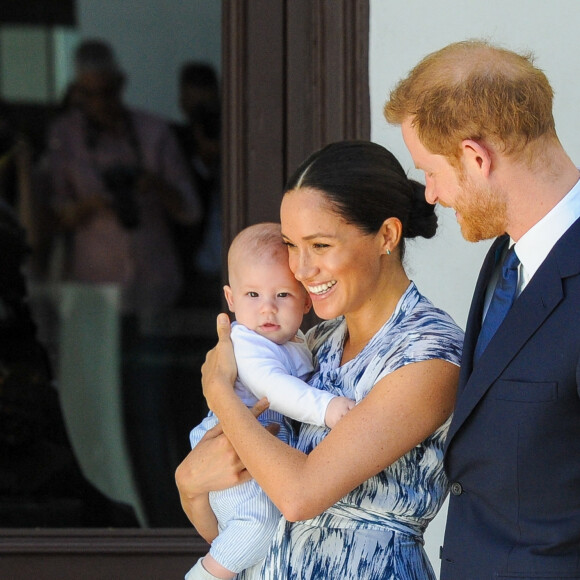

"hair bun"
[404, 179, 437, 239]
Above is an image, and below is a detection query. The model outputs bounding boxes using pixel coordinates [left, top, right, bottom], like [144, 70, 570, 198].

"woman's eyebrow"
[282, 232, 335, 241]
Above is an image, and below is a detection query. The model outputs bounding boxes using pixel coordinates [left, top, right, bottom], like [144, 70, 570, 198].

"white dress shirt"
[514, 174, 580, 294]
[483, 174, 580, 318]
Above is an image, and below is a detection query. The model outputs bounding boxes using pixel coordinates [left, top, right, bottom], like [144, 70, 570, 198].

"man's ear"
[461, 139, 492, 177]
[223, 285, 235, 312]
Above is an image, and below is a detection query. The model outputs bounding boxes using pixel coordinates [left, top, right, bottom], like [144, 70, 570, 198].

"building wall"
[369, 1, 580, 576]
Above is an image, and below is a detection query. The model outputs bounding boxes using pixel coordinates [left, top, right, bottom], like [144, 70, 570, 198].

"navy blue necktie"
[474, 246, 520, 363]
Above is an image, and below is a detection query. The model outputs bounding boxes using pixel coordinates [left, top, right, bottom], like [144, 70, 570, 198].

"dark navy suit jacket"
[440, 218, 580, 579]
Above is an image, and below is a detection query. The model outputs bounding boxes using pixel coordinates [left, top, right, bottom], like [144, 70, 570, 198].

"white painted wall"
[369, 1, 580, 576]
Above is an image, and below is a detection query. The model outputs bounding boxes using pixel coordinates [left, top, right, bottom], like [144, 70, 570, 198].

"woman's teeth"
[308, 280, 337, 295]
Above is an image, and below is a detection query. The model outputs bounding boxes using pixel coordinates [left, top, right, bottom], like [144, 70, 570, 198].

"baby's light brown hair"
[227, 222, 289, 284]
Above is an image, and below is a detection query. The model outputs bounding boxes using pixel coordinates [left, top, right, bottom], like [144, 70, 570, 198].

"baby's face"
[224, 258, 311, 344]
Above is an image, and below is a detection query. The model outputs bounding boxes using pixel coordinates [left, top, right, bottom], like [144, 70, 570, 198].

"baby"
[186, 222, 354, 580]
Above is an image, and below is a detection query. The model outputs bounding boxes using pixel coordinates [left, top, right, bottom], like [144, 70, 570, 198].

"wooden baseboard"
[0, 528, 209, 579]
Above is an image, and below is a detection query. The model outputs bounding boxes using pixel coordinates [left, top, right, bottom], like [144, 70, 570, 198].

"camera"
[101, 165, 141, 229]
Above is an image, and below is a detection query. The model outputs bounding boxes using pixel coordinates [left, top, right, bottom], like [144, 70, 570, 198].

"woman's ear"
[378, 217, 403, 255]
[303, 293, 312, 314]
[223, 285, 235, 312]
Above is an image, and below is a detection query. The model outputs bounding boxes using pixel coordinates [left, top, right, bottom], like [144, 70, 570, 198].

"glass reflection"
[0, 1, 221, 528]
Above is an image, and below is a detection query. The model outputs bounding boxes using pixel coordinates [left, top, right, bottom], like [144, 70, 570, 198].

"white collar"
[514, 174, 580, 286]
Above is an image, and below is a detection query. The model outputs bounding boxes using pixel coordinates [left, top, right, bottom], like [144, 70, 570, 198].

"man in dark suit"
[385, 40, 580, 579]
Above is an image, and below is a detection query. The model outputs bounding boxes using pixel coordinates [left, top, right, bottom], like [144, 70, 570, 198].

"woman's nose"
[291, 253, 316, 282]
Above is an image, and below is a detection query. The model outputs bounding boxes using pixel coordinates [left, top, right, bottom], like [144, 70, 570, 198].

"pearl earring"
[387, 249, 391, 255]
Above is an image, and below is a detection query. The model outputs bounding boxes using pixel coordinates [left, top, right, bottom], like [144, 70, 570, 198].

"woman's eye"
[313, 243, 329, 249]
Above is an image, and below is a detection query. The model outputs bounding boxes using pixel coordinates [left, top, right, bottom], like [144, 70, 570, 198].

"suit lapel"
[457, 236, 508, 395]
[447, 219, 580, 446]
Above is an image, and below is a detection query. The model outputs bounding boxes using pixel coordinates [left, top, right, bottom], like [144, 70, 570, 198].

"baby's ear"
[223, 285, 235, 312]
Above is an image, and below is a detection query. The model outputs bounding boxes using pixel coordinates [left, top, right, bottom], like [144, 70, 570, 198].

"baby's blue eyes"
[246, 292, 291, 298]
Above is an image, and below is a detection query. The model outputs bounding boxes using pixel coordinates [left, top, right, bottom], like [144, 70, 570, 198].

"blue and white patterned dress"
[247, 283, 463, 580]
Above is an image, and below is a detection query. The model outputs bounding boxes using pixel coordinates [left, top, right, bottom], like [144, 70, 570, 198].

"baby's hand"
[324, 396, 356, 428]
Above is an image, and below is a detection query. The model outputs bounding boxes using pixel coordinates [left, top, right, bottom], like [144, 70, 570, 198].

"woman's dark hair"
[285, 140, 437, 258]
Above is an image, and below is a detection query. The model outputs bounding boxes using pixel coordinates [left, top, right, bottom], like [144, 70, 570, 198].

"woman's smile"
[307, 280, 337, 296]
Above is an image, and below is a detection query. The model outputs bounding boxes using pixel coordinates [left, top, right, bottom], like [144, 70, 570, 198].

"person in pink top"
[46, 38, 201, 320]
[45, 39, 202, 526]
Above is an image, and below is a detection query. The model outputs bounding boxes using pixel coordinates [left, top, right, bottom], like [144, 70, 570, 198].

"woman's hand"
[201, 313, 239, 410]
[175, 422, 250, 498]
[175, 399, 276, 538]
[175, 399, 276, 497]
[174, 422, 244, 541]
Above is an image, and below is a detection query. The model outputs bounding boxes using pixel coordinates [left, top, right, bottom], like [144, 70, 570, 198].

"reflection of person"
[172, 62, 221, 306]
[0, 100, 54, 279]
[0, 198, 138, 527]
[176, 141, 464, 579]
[384, 40, 580, 579]
[46, 39, 201, 319]
[186, 222, 354, 580]
[45, 38, 201, 527]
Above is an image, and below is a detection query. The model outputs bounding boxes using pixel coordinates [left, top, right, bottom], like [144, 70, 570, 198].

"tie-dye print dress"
[244, 283, 463, 580]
